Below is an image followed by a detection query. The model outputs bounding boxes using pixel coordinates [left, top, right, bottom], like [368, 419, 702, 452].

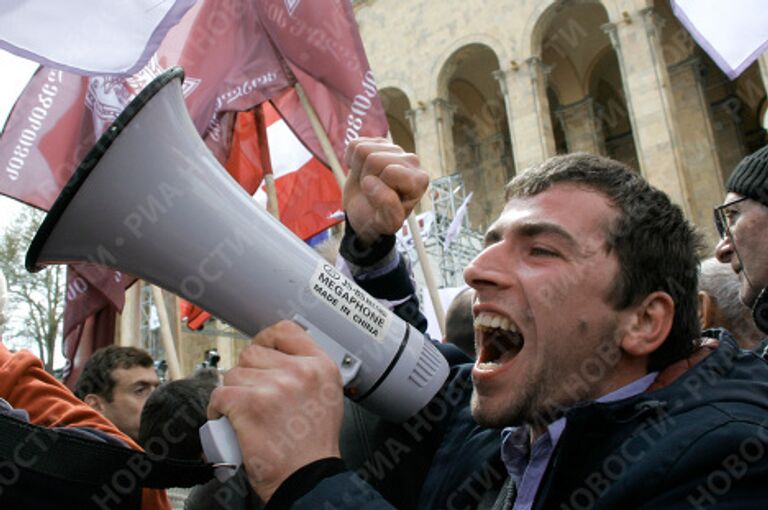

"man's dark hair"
[138, 369, 218, 460]
[75, 345, 154, 401]
[505, 153, 704, 371]
[445, 287, 476, 358]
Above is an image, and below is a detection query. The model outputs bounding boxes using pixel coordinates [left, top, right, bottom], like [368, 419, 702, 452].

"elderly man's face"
[464, 184, 632, 429]
[715, 193, 768, 308]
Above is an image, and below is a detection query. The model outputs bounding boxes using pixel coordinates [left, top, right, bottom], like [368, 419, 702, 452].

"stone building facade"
[121, 1, 768, 375]
[353, 0, 768, 244]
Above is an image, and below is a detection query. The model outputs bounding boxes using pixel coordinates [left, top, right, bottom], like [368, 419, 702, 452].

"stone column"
[216, 333, 235, 371]
[668, 56, 725, 237]
[555, 96, 606, 155]
[405, 98, 456, 180]
[432, 98, 457, 176]
[602, 9, 691, 216]
[710, 96, 747, 180]
[493, 58, 556, 172]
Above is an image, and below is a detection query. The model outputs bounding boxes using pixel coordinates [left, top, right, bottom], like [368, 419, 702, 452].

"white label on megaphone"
[309, 263, 392, 342]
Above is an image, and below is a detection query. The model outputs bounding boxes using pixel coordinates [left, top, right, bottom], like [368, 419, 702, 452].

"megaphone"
[26, 67, 449, 479]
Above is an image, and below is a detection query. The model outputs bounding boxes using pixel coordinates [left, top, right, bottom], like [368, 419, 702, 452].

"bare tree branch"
[0, 208, 65, 373]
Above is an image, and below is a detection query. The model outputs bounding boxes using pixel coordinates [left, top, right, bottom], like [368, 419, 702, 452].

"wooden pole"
[408, 215, 445, 334]
[173, 295, 186, 376]
[263, 173, 280, 219]
[254, 107, 281, 220]
[119, 282, 141, 347]
[293, 82, 348, 187]
[294, 82, 446, 336]
[151, 286, 182, 380]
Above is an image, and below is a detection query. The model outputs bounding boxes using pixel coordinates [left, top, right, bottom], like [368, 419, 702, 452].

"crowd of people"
[0, 135, 766, 509]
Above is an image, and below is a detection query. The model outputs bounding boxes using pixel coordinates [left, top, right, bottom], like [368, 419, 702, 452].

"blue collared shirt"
[500, 372, 658, 510]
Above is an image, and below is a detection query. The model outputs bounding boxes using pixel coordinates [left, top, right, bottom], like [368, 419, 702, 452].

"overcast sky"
[0, 49, 38, 231]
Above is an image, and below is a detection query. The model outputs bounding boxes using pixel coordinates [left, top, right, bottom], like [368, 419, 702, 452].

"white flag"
[443, 192, 473, 250]
[672, 0, 768, 79]
[0, 0, 196, 76]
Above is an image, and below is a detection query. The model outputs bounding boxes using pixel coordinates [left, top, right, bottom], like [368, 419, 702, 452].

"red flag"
[179, 299, 211, 331]
[63, 265, 128, 338]
[223, 111, 267, 195]
[61, 266, 126, 388]
[255, 0, 389, 166]
[61, 306, 116, 390]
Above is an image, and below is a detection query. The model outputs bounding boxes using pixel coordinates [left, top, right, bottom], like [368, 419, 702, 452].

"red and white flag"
[0, 0, 196, 76]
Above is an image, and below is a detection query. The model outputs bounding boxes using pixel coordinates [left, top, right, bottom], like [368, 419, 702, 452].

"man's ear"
[83, 393, 105, 412]
[620, 291, 675, 357]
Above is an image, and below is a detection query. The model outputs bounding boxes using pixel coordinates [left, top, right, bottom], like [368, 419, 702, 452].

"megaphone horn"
[26, 67, 448, 476]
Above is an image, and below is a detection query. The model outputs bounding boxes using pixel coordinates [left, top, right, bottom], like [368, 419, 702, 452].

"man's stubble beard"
[470, 329, 620, 429]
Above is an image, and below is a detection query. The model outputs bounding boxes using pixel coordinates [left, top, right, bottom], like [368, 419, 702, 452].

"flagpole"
[264, 174, 280, 219]
[407, 215, 445, 333]
[293, 83, 349, 186]
[293, 82, 446, 336]
[119, 282, 142, 347]
[173, 295, 185, 375]
[254, 108, 281, 219]
[151, 286, 182, 380]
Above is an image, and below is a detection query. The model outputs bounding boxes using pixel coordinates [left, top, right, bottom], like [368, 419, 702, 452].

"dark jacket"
[277, 330, 768, 509]
[534, 329, 768, 509]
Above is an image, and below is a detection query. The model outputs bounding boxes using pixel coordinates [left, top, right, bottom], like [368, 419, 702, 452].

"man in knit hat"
[714, 144, 768, 335]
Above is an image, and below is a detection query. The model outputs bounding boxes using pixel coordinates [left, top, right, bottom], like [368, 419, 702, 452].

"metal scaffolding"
[139, 282, 164, 360]
[400, 173, 484, 288]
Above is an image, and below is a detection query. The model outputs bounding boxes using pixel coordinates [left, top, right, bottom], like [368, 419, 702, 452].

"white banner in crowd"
[0, 0, 196, 76]
[421, 286, 466, 341]
[672, 0, 768, 79]
[444, 192, 473, 251]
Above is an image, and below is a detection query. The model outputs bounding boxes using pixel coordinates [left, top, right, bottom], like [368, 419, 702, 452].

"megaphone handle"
[200, 316, 363, 481]
[199, 416, 242, 482]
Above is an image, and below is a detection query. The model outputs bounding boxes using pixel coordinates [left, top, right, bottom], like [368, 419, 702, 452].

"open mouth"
[474, 312, 524, 370]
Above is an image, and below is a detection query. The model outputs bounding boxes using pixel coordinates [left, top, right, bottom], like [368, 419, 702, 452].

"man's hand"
[343, 137, 429, 246]
[207, 321, 344, 502]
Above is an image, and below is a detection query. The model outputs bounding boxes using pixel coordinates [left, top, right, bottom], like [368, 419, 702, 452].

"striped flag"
[253, 97, 343, 240]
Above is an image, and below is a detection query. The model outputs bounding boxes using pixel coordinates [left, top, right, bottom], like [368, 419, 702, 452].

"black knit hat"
[727, 145, 768, 207]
